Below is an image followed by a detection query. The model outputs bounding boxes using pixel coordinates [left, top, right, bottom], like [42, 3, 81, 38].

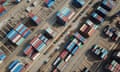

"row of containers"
[90, 44, 108, 60]
[8, 59, 29, 72]
[52, 0, 115, 71]
[105, 60, 120, 72]
[44, 0, 85, 8]
[6, 23, 31, 46]
[0, 49, 6, 64]
[28, 13, 41, 25]
[52, 32, 87, 72]
[56, 7, 75, 25]
[56, 0, 86, 25]
[72, 0, 85, 8]
[23, 27, 55, 60]
[0, 0, 17, 16]
[105, 51, 120, 72]
[103, 25, 120, 41]
[44, 0, 56, 8]
[79, 0, 115, 38]
[0, 5, 7, 17]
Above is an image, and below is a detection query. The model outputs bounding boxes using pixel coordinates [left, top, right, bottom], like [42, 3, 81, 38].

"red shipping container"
[30, 37, 38, 45]
[60, 50, 68, 59]
[33, 40, 42, 49]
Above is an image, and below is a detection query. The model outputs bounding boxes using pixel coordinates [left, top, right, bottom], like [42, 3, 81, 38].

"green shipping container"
[16, 37, 25, 45]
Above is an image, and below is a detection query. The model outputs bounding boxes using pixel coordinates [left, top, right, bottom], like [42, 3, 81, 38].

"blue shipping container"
[71, 45, 79, 55]
[36, 42, 46, 52]
[66, 42, 76, 52]
[12, 63, 23, 72]
[23, 30, 31, 38]
[8, 60, 20, 70]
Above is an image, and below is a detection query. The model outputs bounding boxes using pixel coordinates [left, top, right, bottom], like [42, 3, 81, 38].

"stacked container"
[8, 60, 24, 72]
[56, 7, 75, 25]
[96, 6, 108, 17]
[72, 0, 85, 8]
[105, 60, 120, 72]
[101, 0, 115, 11]
[6, 23, 31, 46]
[73, 32, 87, 44]
[80, 20, 98, 37]
[24, 34, 48, 60]
[0, 0, 6, 5]
[44, 0, 55, 8]
[0, 5, 7, 16]
[45, 27, 56, 38]
[91, 45, 108, 60]
[29, 13, 41, 25]
[0, 49, 6, 64]
[91, 12, 104, 24]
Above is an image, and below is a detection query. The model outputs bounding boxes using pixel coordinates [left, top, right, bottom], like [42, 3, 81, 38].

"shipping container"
[105, 60, 120, 72]
[10, 63, 23, 72]
[91, 45, 108, 60]
[24, 45, 34, 57]
[0, 0, 6, 5]
[86, 19, 94, 27]
[44, 0, 55, 8]
[57, 60, 65, 71]
[33, 40, 42, 49]
[88, 25, 98, 36]
[101, 0, 115, 11]
[71, 45, 79, 55]
[72, 0, 85, 8]
[97, 6, 108, 16]
[22, 29, 31, 38]
[65, 54, 72, 62]
[12, 34, 22, 43]
[9, 60, 20, 70]
[66, 38, 78, 52]
[0, 5, 7, 16]
[7, 29, 18, 41]
[60, 50, 68, 59]
[64, 39, 72, 49]
[19, 26, 27, 35]
[57, 7, 75, 25]
[53, 57, 61, 67]
[95, 10, 106, 18]
[0, 49, 6, 63]
[73, 32, 87, 44]
[36, 42, 46, 52]
[31, 53, 40, 60]
[16, 37, 25, 45]
[45, 27, 56, 38]
[39, 35, 48, 43]
[91, 12, 104, 23]
[14, 23, 24, 33]
[29, 13, 41, 25]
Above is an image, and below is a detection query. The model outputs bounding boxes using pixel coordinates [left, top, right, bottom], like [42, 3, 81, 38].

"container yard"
[0, 0, 120, 72]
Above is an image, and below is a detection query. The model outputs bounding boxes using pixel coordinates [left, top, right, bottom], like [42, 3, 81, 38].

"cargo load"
[44, 0, 55, 8]
[56, 7, 75, 25]
[29, 13, 41, 25]
[73, 32, 87, 44]
[0, 5, 7, 16]
[0, 49, 6, 64]
[101, 0, 115, 11]
[8, 60, 24, 72]
[72, 0, 85, 8]
[105, 60, 120, 72]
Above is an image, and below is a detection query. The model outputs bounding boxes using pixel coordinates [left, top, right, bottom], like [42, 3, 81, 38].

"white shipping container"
[32, 38, 39, 46]
[65, 54, 72, 62]
[12, 34, 21, 43]
[31, 53, 40, 60]
[53, 57, 61, 66]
